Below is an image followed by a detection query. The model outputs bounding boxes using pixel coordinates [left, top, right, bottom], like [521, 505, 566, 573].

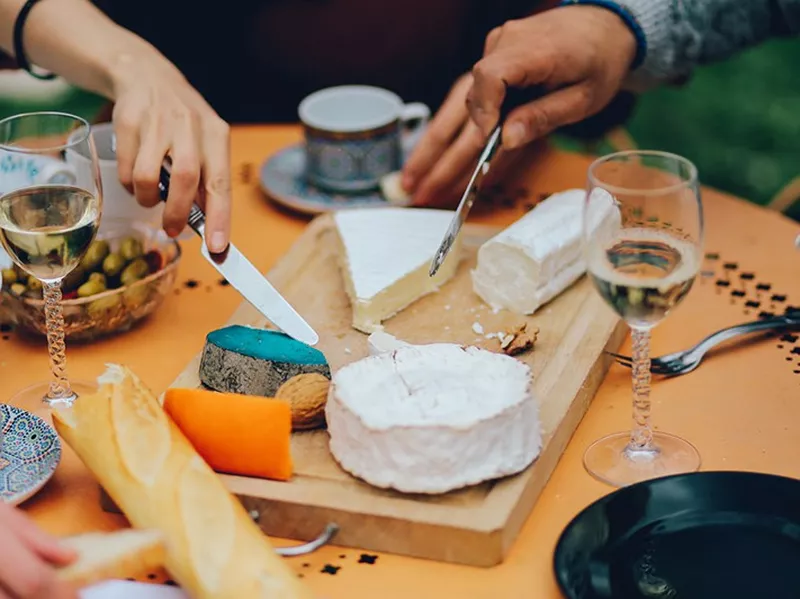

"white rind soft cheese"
[326, 343, 541, 494]
[334, 208, 462, 333]
[471, 189, 620, 315]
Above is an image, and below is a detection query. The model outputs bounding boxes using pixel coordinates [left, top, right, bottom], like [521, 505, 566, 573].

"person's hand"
[466, 5, 637, 150]
[400, 73, 523, 208]
[110, 59, 231, 253]
[0, 501, 78, 598]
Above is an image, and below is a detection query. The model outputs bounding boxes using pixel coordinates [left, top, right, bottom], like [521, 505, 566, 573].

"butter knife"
[158, 164, 320, 346]
[429, 85, 546, 277]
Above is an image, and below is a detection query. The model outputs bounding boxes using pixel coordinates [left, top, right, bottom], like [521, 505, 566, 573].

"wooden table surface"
[3, 125, 800, 599]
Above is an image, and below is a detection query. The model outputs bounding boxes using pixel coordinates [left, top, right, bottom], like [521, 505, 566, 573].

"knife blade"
[429, 85, 547, 277]
[157, 164, 320, 346]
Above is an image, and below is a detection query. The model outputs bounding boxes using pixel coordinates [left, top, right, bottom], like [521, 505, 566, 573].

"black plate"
[554, 471, 800, 599]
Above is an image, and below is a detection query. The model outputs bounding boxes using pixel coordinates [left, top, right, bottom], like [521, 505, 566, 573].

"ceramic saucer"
[260, 143, 393, 215]
[0, 404, 61, 506]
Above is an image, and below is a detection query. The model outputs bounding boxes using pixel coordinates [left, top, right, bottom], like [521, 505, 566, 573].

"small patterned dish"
[0, 404, 61, 506]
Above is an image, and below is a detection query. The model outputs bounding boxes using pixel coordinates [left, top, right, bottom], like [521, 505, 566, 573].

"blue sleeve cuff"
[557, 0, 647, 70]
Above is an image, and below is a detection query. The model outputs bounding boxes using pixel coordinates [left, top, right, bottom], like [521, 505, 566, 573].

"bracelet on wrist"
[13, 0, 57, 81]
[558, 0, 647, 70]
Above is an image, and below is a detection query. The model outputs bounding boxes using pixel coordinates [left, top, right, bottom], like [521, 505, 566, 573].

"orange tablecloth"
[3, 125, 800, 598]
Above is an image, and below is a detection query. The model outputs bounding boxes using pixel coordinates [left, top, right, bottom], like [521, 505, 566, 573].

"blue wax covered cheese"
[199, 325, 330, 397]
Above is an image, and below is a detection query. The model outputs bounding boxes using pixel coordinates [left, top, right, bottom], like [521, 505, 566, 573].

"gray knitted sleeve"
[620, 0, 800, 88]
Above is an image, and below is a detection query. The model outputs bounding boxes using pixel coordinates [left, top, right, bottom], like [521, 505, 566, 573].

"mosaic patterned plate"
[259, 143, 392, 215]
[0, 404, 61, 505]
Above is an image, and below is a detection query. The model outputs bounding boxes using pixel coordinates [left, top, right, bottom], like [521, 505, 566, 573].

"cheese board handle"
[250, 509, 340, 557]
[274, 523, 340, 557]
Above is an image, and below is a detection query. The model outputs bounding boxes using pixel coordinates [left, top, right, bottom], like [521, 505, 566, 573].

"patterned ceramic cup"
[298, 85, 430, 193]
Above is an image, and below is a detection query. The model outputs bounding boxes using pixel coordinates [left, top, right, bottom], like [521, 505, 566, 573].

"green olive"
[77, 279, 107, 298]
[62, 265, 86, 292]
[119, 237, 144, 262]
[120, 258, 149, 287]
[12, 265, 27, 284]
[87, 294, 122, 319]
[102, 252, 125, 277]
[80, 239, 110, 272]
[122, 283, 149, 309]
[2, 268, 17, 285]
[9, 282, 25, 296]
[88, 272, 107, 286]
[26, 278, 43, 294]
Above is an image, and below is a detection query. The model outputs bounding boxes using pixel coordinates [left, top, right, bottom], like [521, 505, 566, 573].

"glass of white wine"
[582, 150, 702, 487]
[0, 112, 102, 417]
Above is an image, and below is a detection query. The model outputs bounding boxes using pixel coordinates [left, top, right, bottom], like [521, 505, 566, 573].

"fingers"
[411, 120, 486, 207]
[199, 118, 232, 254]
[401, 75, 471, 194]
[468, 49, 553, 137]
[111, 107, 140, 195]
[132, 120, 170, 210]
[161, 115, 202, 238]
[0, 527, 62, 598]
[501, 83, 593, 149]
[4, 507, 75, 567]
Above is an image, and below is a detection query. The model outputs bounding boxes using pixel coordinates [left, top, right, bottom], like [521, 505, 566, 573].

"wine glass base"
[584, 431, 700, 488]
[6, 380, 98, 426]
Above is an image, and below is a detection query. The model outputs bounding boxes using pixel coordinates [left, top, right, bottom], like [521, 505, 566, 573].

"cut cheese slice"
[366, 331, 412, 355]
[333, 207, 462, 333]
[471, 189, 621, 315]
[326, 343, 540, 494]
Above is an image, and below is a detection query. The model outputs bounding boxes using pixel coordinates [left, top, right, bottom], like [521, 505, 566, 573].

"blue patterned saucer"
[0, 404, 61, 506]
[260, 143, 392, 215]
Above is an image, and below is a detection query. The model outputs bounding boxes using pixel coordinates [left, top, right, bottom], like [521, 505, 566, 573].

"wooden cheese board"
[103, 213, 626, 567]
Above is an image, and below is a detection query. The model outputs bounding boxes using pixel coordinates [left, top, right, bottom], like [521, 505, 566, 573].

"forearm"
[621, 0, 800, 88]
[0, 0, 183, 100]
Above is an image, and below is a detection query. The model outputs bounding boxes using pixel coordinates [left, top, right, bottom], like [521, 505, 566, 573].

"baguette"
[57, 528, 166, 588]
[52, 364, 313, 599]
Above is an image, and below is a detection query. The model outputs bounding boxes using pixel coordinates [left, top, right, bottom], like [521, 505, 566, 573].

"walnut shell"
[276, 373, 329, 431]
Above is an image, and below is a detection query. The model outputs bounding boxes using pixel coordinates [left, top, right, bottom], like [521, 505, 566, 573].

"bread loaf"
[57, 528, 166, 588]
[52, 364, 313, 599]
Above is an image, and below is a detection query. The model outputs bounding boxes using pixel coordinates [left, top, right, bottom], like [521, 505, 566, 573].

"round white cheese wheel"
[326, 343, 541, 494]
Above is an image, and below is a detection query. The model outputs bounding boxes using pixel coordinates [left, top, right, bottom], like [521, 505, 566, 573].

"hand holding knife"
[157, 162, 319, 346]
[429, 85, 547, 277]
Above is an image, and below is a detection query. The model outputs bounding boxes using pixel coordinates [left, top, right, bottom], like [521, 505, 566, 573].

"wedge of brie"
[471, 189, 620, 315]
[326, 343, 541, 494]
[333, 208, 463, 333]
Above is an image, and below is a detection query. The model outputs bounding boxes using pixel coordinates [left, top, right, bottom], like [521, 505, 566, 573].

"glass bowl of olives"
[0, 219, 181, 341]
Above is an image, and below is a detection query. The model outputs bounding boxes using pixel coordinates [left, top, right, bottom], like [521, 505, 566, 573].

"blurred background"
[1, 35, 797, 219]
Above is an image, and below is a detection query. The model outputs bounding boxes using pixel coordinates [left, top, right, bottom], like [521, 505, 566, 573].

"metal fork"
[609, 311, 800, 377]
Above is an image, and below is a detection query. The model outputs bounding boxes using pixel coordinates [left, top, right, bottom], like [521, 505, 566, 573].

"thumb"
[501, 83, 593, 149]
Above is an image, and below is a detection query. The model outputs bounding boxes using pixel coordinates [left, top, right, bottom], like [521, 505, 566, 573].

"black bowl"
[554, 471, 800, 599]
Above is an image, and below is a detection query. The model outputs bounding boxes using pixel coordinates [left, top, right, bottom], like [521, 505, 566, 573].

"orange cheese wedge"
[163, 388, 293, 481]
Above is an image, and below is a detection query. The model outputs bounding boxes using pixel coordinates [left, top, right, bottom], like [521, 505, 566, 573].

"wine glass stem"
[630, 326, 653, 450]
[42, 280, 75, 406]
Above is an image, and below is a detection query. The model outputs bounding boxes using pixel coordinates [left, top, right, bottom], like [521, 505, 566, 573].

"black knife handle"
[158, 164, 206, 232]
[499, 84, 549, 124]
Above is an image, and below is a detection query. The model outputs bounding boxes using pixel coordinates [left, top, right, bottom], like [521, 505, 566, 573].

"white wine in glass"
[582, 150, 702, 487]
[0, 112, 103, 418]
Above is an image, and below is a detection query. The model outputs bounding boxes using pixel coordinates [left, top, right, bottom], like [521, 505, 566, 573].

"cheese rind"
[199, 325, 330, 397]
[326, 344, 541, 494]
[471, 189, 620, 315]
[333, 208, 462, 333]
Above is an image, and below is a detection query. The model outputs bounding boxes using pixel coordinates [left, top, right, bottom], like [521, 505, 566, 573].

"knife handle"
[158, 165, 207, 234]
[499, 84, 548, 124]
